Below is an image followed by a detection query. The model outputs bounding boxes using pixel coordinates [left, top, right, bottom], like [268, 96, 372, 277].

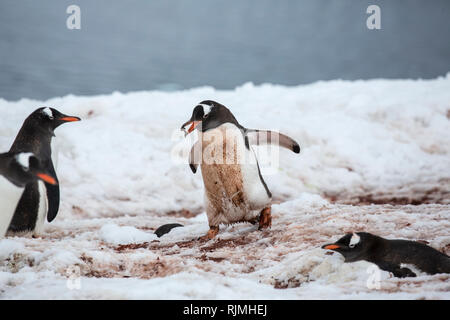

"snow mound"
[100, 224, 158, 245]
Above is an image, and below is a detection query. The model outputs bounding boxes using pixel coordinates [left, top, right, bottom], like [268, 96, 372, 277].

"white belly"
[199, 123, 271, 225]
[51, 138, 59, 170]
[33, 180, 48, 235]
[0, 176, 24, 238]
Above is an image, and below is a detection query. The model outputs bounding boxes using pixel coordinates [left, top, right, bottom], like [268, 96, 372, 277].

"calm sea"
[0, 0, 449, 100]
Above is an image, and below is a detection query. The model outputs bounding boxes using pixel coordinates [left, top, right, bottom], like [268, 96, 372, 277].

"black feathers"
[155, 223, 184, 238]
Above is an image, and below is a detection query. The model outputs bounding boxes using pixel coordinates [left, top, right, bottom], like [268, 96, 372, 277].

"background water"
[0, 0, 449, 101]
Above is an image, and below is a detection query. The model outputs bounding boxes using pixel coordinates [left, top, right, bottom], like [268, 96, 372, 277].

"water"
[0, 0, 449, 101]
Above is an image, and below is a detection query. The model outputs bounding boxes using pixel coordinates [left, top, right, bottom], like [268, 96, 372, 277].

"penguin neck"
[366, 236, 391, 263]
[10, 124, 54, 160]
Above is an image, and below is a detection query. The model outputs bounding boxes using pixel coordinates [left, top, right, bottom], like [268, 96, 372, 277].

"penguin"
[0, 152, 57, 238]
[7, 107, 80, 235]
[322, 232, 450, 277]
[181, 100, 300, 239]
[154, 223, 184, 238]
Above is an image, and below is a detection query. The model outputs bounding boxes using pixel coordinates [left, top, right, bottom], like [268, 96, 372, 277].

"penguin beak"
[181, 121, 201, 136]
[58, 116, 81, 122]
[322, 244, 341, 250]
[35, 173, 58, 185]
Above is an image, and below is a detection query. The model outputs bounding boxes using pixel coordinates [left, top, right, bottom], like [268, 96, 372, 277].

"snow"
[99, 224, 158, 245]
[0, 75, 449, 299]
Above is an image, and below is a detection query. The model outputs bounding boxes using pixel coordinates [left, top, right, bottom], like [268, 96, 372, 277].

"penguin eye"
[203, 113, 209, 119]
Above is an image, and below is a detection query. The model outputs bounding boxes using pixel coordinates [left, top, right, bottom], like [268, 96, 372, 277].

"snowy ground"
[0, 76, 449, 299]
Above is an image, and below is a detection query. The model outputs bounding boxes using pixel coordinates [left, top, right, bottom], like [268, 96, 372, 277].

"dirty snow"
[0, 75, 449, 299]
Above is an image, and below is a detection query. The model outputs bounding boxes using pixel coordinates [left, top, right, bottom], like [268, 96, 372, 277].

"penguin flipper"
[155, 223, 184, 238]
[189, 141, 201, 174]
[245, 129, 300, 153]
[46, 163, 60, 222]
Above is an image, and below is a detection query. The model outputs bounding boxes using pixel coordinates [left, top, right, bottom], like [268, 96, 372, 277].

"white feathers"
[200, 104, 213, 116]
[0, 175, 24, 238]
[33, 180, 48, 236]
[15, 152, 34, 170]
[349, 233, 361, 248]
[42, 107, 54, 119]
[199, 123, 271, 226]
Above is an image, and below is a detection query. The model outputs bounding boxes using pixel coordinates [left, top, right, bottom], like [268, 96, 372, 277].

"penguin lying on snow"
[0, 152, 57, 238]
[181, 100, 300, 239]
[322, 232, 450, 277]
[7, 107, 80, 235]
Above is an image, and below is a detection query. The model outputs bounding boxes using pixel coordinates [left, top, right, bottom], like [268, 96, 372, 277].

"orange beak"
[323, 244, 340, 250]
[182, 121, 201, 136]
[188, 121, 201, 133]
[59, 116, 81, 122]
[36, 173, 58, 185]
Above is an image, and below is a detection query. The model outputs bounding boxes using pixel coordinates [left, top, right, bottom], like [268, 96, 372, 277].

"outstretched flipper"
[188, 141, 202, 174]
[46, 162, 60, 222]
[245, 129, 300, 153]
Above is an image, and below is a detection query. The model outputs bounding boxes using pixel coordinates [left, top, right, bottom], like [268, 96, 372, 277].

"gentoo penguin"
[7, 107, 80, 235]
[154, 223, 184, 238]
[181, 100, 300, 239]
[322, 232, 450, 277]
[0, 152, 57, 238]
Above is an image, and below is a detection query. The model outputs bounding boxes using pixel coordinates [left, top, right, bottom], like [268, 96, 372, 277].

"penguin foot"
[258, 207, 272, 230]
[198, 226, 219, 241]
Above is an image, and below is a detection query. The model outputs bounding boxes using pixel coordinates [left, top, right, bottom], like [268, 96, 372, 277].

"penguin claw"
[198, 226, 219, 241]
[258, 207, 272, 230]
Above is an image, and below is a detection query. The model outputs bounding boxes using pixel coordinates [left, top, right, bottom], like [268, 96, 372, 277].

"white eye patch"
[42, 107, 54, 119]
[15, 152, 34, 170]
[200, 104, 213, 116]
[349, 233, 360, 248]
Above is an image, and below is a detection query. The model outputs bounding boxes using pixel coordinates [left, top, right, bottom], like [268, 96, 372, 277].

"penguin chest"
[0, 176, 24, 237]
[34, 180, 48, 235]
[199, 123, 271, 225]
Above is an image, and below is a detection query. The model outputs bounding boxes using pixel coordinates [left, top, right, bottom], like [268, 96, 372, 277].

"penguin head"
[181, 100, 240, 135]
[3, 152, 58, 187]
[25, 107, 81, 134]
[322, 232, 376, 262]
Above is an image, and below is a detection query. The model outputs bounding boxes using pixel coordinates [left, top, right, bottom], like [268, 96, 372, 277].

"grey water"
[0, 0, 449, 101]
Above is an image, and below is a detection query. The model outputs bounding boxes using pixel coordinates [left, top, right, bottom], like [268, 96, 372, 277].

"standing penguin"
[181, 100, 300, 239]
[7, 107, 80, 235]
[0, 152, 57, 238]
